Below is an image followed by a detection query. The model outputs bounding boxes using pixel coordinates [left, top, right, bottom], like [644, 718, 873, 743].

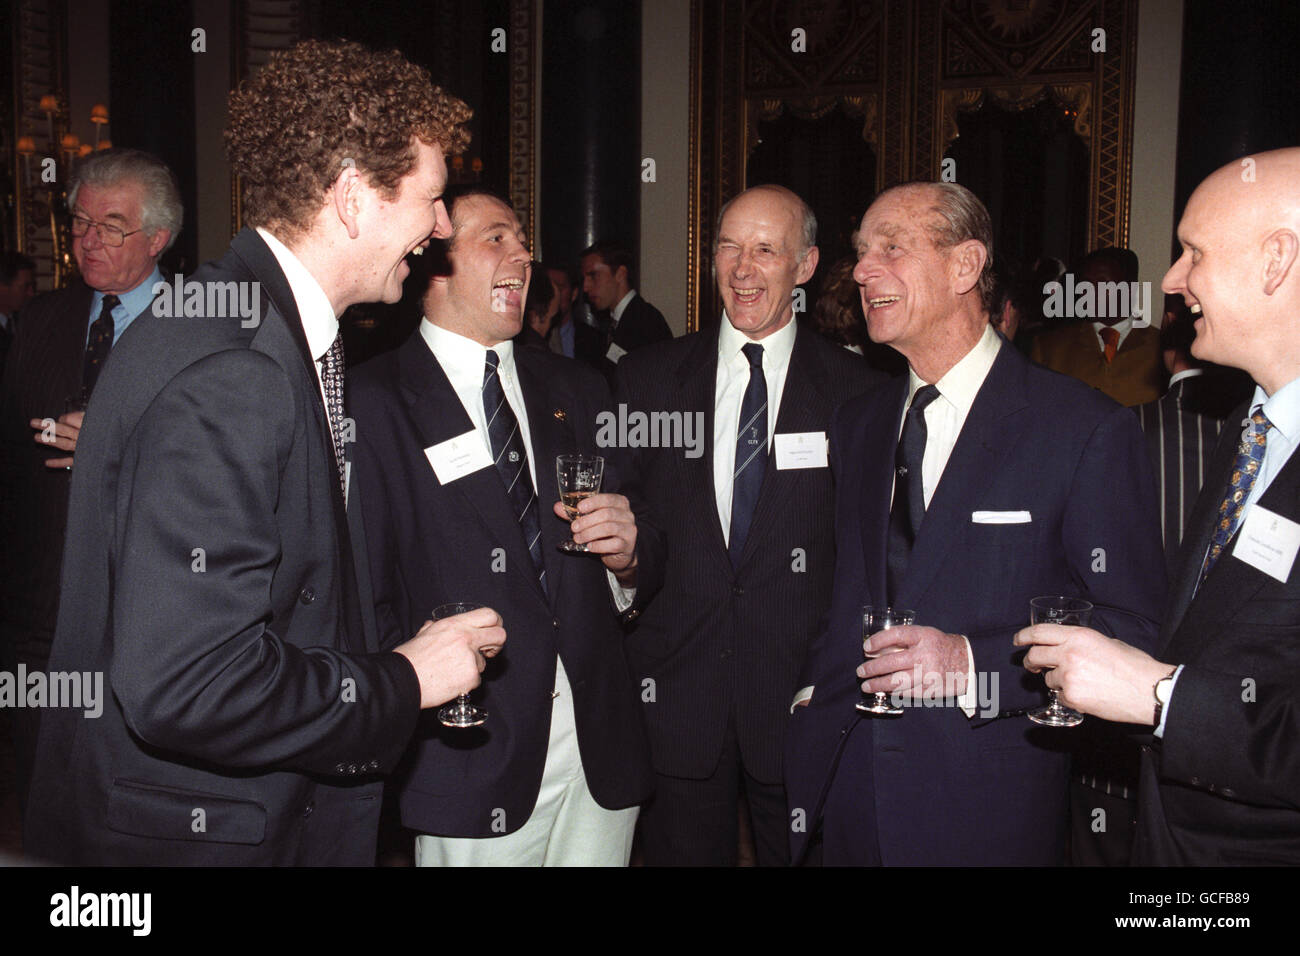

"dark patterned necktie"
[483, 349, 546, 592]
[729, 343, 767, 566]
[887, 384, 940, 602]
[319, 332, 348, 496]
[82, 294, 119, 396]
[1199, 408, 1271, 584]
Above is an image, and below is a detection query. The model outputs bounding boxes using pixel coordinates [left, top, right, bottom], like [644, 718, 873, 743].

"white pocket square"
[971, 510, 1032, 524]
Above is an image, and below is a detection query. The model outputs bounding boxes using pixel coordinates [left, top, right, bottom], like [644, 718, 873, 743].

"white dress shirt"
[257, 228, 339, 414]
[713, 314, 798, 545]
[611, 289, 638, 327]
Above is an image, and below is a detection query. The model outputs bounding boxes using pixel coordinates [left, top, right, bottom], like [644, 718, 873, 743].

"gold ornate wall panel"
[690, 0, 1138, 330]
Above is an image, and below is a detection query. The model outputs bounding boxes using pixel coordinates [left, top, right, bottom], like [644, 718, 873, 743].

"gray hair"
[877, 181, 995, 311]
[67, 148, 183, 253]
[715, 184, 817, 260]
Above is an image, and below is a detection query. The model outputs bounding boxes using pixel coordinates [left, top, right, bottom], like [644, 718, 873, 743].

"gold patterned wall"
[689, 0, 1138, 331]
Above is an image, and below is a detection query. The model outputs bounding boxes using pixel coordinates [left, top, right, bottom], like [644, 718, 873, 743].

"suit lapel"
[861, 379, 907, 606]
[675, 326, 730, 570]
[397, 332, 547, 606]
[516, 350, 578, 604]
[899, 342, 1031, 606]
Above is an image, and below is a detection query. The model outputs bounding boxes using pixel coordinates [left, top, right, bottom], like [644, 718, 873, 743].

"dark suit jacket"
[1030, 321, 1164, 407]
[614, 322, 882, 784]
[0, 282, 93, 669]
[23, 229, 421, 865]
[786, 341, 1166, 865]
[593, 293, 673, 385]
[348, 333, 660, 837]
[548, 314, 606, 367]
[1134, 401, 1300, 864]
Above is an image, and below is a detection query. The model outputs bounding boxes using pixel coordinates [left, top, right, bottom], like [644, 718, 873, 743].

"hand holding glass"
[435, 603, 490, 728]
[856, 606, 914, 717]
[1026, 596, 1091, 727]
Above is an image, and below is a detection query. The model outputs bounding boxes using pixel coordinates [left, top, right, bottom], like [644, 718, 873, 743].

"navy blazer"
[786, 340, 1166, 865]
[1135, 402, 1300, 864]
[348, 331, 660, 838]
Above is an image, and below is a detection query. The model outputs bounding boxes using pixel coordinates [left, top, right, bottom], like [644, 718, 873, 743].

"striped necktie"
[483, 349, 546, 592]
[729, 343, 767, 566]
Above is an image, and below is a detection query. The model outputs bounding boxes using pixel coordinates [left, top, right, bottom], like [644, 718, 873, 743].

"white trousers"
[415, 658, 638, 866]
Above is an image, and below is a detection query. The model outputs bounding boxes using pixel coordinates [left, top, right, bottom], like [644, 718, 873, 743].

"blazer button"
[346, 763, 358, 775]
[553, 618, 560, 629]
[299, 586, 316, 605]
[365, 759, 379, 772]
[302, 800, 314, 818]
[625, 609, 639, 622]
[732, 585, 744, 596]
[334, 762, 347, 774]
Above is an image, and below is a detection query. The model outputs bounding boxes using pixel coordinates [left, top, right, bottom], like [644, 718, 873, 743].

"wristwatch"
[1152, 670, 1177, 726]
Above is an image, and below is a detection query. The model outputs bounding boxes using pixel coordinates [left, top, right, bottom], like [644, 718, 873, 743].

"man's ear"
[615, 265, 630, 290]
[950, 239, 988, 296]
[1262, 228, 1299, 296]
[146, 229, 172, 259]
[329, 163, 365, 240]
[795, 245, 820, 286]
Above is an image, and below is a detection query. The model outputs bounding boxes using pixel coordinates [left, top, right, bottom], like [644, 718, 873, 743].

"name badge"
[774, 431, 829, 470]
[606, 341, 628, 364]
[424, 430, 493, 485]
[1233, 504, 1300, 583]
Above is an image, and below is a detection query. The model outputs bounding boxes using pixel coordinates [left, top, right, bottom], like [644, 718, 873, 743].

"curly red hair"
[225, 39, 472, 237]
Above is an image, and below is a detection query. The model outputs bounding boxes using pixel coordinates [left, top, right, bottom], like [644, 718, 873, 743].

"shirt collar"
[1168, 368, 1203, 389]
[91, 266, 164, 322]
[612, 289, 637, 323]
[420, 318, 517, 387]
[257, 227, 338, 362]
[1257, 377, 1300, 447]
[718, 311, 797, 369]
[1092, 317, 1133, 340]
[906, 322, 1002, 417]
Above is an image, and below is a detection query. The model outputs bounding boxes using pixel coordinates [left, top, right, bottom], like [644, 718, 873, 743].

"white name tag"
[424, 430, 493, 485]
[774, 432, 829, 470]
[1232, 504, 1300, 583]
[606, 341, 628, 364]
[971, 510, 1032, 524]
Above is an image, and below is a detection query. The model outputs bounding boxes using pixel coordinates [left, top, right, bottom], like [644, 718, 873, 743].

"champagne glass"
[856, 606, 914, 717]
[435, 602, 489, 728]
[556, 454, 604, 553]
[1026, 595, 1092, 728]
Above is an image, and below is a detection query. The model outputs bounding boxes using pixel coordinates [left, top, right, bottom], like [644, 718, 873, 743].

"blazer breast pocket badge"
[971, 510, 1032, 524]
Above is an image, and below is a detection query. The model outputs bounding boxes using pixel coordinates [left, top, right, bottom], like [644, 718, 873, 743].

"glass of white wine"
[556, 454, 604, 553]
[1026, 595, 1092, 728]
[856, 605, 914, 717]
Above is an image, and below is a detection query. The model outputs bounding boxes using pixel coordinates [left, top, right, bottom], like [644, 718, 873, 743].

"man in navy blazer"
[349, 191, 661, 865]
[786, 182, 1166, 865]
[1018, 148, 1300, 865]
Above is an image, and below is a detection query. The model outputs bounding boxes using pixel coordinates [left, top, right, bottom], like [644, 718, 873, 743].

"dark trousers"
[638, 727, 789, 866]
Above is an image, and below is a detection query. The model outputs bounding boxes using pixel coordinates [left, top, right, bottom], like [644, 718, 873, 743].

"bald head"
[1163, 148, 1300, 393]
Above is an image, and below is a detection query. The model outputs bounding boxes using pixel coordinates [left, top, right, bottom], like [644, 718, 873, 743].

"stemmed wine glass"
[856, 605, 914, 717]
[1026, 595, 1092, 728]
[436, 602, 489, 728]
[556, 454, 603, 553]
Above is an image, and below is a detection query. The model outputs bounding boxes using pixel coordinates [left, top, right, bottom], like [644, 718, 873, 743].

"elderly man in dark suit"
[23, 40, 503, 866]
[0, 150, 179, 820]
[349, 190, 660, 865]
[1018, 148, 1300, 865]
[615, 184, 881, 866]
[787, 182, 1165, 866]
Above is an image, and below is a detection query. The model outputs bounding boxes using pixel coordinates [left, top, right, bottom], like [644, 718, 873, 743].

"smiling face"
[359, 139, 451, 305]
[430, 193, 532, 346]
[852, 186, 966, 360]
[1161, 172, 1264, 375]
[713, 187, 818, 341]
[71, 181, 169, 296]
